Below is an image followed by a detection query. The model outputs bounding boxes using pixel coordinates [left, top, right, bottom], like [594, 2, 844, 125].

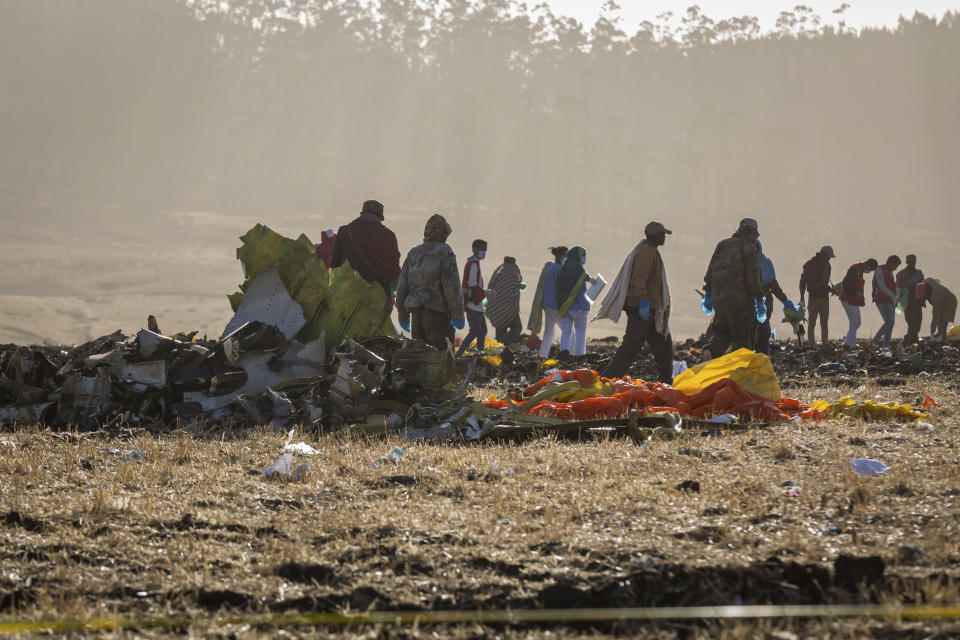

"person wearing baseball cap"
[595, 221, 674, 382]
[329, 199, 402, 298]
[799, 245, 836, 349]
[895, 254, 925, 345]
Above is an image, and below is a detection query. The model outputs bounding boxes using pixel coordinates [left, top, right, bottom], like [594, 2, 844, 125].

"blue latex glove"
[756, 298, 768, 324]
[637, 299, 651, 322]
[398, 320, 411, 333]
[700, 291, 714, 315]
[450, 318, 466, 331]
[783, 299, 798, 312]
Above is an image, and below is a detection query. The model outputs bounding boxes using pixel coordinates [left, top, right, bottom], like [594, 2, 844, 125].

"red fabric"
[314, 231, 335, 267]
[873, 266, 896, 304]
[485, 370, 822, 423]
[462, 258, 485, 306]
[839, 263, 866, 306]
[345, 217, 402, 283]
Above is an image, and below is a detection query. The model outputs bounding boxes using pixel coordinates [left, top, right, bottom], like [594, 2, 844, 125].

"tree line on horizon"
[1, 0, 957, 239]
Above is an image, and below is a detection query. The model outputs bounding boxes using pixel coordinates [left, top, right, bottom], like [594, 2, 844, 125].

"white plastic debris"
[262, 453, 310, 480]
[706, 413, 738, 424]
[284, 442, 320, 455]
[850, 458, 889, 476]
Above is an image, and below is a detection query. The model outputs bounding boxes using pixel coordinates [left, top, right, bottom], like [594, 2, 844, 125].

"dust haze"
[1, 1, 957, 345]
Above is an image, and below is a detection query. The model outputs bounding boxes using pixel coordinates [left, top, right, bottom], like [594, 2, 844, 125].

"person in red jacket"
[456, 239, 488, 357]
[839, 258, 878, 348]
[330, 199, 402, 297]
[872, 255, 901, 348]
[314, 229, 336, 267]
[799, 246, 835, 348]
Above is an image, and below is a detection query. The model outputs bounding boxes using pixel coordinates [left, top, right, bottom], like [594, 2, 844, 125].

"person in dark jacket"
[330, 199, 402, 296]
[895, 254, 925, 345]
[799, 246, 835, 348]
[838, 259, 878, 348]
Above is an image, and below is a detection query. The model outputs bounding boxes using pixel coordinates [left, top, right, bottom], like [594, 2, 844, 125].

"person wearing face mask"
[456, 239, 489, 357]
[597, 222, 674, 381]
[528, 246, 568, 358]
[701, 218, 765, 359]
[555, 246, 592, 357]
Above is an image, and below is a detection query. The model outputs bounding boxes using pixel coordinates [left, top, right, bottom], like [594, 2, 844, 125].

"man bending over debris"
[701, 218, 765, 359]
[916, 278, 957, 340]
[330, 199, 402, 297]
[873, 254, 901, 348]
[396, 214, 465, 350]
[838, 258, 878, 349]
[596, 221, 673, 382]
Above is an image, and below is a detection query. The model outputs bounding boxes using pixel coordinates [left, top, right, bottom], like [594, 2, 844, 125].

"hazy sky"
[544, 1, 959, 30]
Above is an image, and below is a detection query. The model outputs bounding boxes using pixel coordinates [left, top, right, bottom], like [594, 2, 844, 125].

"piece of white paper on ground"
[284, 442, 320, 455]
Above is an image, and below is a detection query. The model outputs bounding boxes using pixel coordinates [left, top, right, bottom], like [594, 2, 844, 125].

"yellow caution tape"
[2, 604, 960, 634]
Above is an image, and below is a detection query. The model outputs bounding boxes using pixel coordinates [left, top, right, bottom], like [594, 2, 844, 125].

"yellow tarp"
[810, 395, 929, 422]
[948, 325, 960, 340]
[672, 348, 780, 401]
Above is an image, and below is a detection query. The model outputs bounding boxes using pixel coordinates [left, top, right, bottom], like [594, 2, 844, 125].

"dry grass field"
[1, 375, 958, 638]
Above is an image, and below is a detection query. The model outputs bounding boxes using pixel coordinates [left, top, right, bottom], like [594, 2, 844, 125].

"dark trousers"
[756, 319, 772, 354]
[495, 310, 523, 346]
[709, 305, 757, 356]
[456, 309, 488, 356]
[412, 308, 454, 351]
[601, 308, 673, 382]
[904, 302, 923, 344]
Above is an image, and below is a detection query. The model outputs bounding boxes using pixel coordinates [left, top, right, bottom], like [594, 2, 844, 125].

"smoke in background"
[1, 1, 957, 344]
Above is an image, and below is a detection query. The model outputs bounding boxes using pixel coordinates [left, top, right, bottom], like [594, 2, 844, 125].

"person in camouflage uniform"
[702, 218, 765, 358]
[396, 214, 465, 350]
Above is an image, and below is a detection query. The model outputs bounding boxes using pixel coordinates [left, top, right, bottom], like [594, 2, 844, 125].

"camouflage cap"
[423, 213, 452, 242]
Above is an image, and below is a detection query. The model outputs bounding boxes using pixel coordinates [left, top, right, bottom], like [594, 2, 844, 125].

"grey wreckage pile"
[0, 224, 677, 442]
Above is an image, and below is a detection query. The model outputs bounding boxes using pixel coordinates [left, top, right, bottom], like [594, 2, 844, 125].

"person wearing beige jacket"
[597, 221, 673, 381]
[916, 278, 957, 340]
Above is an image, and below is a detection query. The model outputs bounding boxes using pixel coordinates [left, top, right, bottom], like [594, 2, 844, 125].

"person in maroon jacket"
[330, 200, 402, 297]
[838, 258, 878, 348]
[799, 246, 835, 348]
[314, 229, 336, 267]
[872, 254, 901, 348]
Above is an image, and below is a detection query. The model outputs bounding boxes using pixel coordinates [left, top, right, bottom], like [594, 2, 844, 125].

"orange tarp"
[482, 369, 823, 423]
